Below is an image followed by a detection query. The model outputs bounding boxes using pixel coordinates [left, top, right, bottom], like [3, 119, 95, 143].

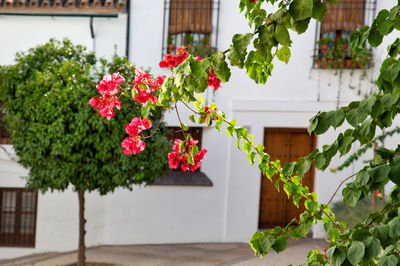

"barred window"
[152, 127, 213, 186]
[314, 0, 376, 68]
[162, 0, 220, 57]
[0, 188, 38, 247]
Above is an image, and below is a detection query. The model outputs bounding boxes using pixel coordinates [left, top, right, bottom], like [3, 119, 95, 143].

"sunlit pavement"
[0, 239, 327, 266]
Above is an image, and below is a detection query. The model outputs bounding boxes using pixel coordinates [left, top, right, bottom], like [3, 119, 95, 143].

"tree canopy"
[0, 38, 170, 194]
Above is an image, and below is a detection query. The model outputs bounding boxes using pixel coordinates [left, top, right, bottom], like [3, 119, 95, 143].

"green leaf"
[388, 156, 400, 185]
[347, 241, 365, 265]
[388, 217, 400, 238]
[187, 154, 194, 165]
[378, 255, 398, 266]
[256, 144, 264, 154]
[363, 237, 381, 259]
[249, 231, 263, 256]
[289, 0, 313, 21]
[308, 114, 319, 134]
[178, 140, 185, 153]
[356, 170, 370, 186]
[275, 24, 292, 47]
[188, 114, 195, 123]
[305, 199, 318, 213]
[293, 18, 311, 34]
[271, 235, 288, 253]
[210, 52, 231, 82]
[311, 1, 326, 22]
[338, 135, 354, 156]
[367, 164, 391, 183]
[314, 153, 326, 170]
[381, 93, 395, 108]
[342, 187, 361, 207]
[381, 59, 400, 83]
[229, 33, 253, 68]
[276, 46, 291, 64]
[243, 141, 252, 153]
[296, 159, 311, 178]
[141, 106, 150, 118]
[326, 109, 345, 128]
[260, 235, 275, 253]
[346, 108, 368, 127]
[368, 27, 384, 47]
[370, 225, 389, 241]
[314, 113, 330, 135]
[350, 229, 371, 241]
[248, 152, 256, 165]
[205, 115, 212, 127]
[328, 247, 347, 266]
[191, 145, 199, 157]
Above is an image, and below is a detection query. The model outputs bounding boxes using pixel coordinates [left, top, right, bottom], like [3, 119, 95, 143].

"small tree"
[0, 39, 170, 266]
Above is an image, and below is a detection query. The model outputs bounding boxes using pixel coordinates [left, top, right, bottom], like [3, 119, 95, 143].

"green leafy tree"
[0, 39, 170, 266]
[94, 0, 400, 264]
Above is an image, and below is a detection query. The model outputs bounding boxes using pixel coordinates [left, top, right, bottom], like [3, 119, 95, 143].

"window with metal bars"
[0, 188, 38, 247]
[161, 0, 220, 58]
[152, 127, 213, 186]
[314, 0, 376, 68]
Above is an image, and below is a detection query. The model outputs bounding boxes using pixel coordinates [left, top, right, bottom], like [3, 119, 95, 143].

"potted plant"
[202, 34, 211, 49]
[167, 35, 175, 53]
[317, 36, 332, 55]
[184, 33, 194, 48]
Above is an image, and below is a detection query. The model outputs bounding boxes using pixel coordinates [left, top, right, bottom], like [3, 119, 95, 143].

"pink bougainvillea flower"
[207, 68, 221, 91]
[168, 137, 207, 172]
[181, 162, 189, 172]
[122, 117, 153, 155]
[96, 73, 125, 96]
[121, 136, 146, 155]
[159, 47, 188, 69]
[132, 67, 162, 105]
[125, 117, 153, 137]
[141, 118, 152, 130]
[89, 95, 122, 121]
[168, 152, 180, 169]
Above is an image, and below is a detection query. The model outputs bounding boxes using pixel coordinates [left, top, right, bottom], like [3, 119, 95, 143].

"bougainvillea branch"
[88, 0, 400, 265]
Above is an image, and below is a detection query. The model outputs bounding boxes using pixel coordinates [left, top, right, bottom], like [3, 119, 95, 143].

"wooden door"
[258, 128, 315, 229]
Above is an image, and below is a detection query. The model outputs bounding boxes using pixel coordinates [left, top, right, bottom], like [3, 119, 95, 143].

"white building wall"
[0, 0, 399, 259]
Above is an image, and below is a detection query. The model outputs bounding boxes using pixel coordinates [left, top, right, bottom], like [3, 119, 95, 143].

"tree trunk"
[77, 189, 86, 266]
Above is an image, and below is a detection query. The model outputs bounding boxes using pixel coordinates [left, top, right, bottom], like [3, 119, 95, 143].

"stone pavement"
[0, 239, 327, 266]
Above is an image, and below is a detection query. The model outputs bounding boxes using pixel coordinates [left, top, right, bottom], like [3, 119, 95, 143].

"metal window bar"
[313, 0, 377, 68]
[161, 0, 220, 59]
[0, 188, 38, 247]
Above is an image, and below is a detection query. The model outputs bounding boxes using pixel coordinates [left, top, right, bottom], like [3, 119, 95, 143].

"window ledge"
[151, 170, 213, 187]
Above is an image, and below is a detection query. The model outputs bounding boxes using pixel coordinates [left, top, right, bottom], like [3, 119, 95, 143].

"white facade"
[0, 0, 398, 259]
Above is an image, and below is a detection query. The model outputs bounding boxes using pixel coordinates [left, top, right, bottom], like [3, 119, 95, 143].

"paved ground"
[0, 239, 327, 266]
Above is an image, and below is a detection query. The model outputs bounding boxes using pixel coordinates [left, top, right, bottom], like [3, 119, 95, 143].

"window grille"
[161, 0, 220, 58]
[152, 127, 213, 186]
[313, 0, 377, 68]
[0, 188, 38, 247]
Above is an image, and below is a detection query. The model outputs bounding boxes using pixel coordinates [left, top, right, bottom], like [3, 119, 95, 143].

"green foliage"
[332, 195, 387, 229]
[0, 39, 170, 194]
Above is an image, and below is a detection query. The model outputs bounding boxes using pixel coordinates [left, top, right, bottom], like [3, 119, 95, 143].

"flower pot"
[319, 44, 328, 55]
[167, 44, 175, 53]
[344, 59, 352, 69]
